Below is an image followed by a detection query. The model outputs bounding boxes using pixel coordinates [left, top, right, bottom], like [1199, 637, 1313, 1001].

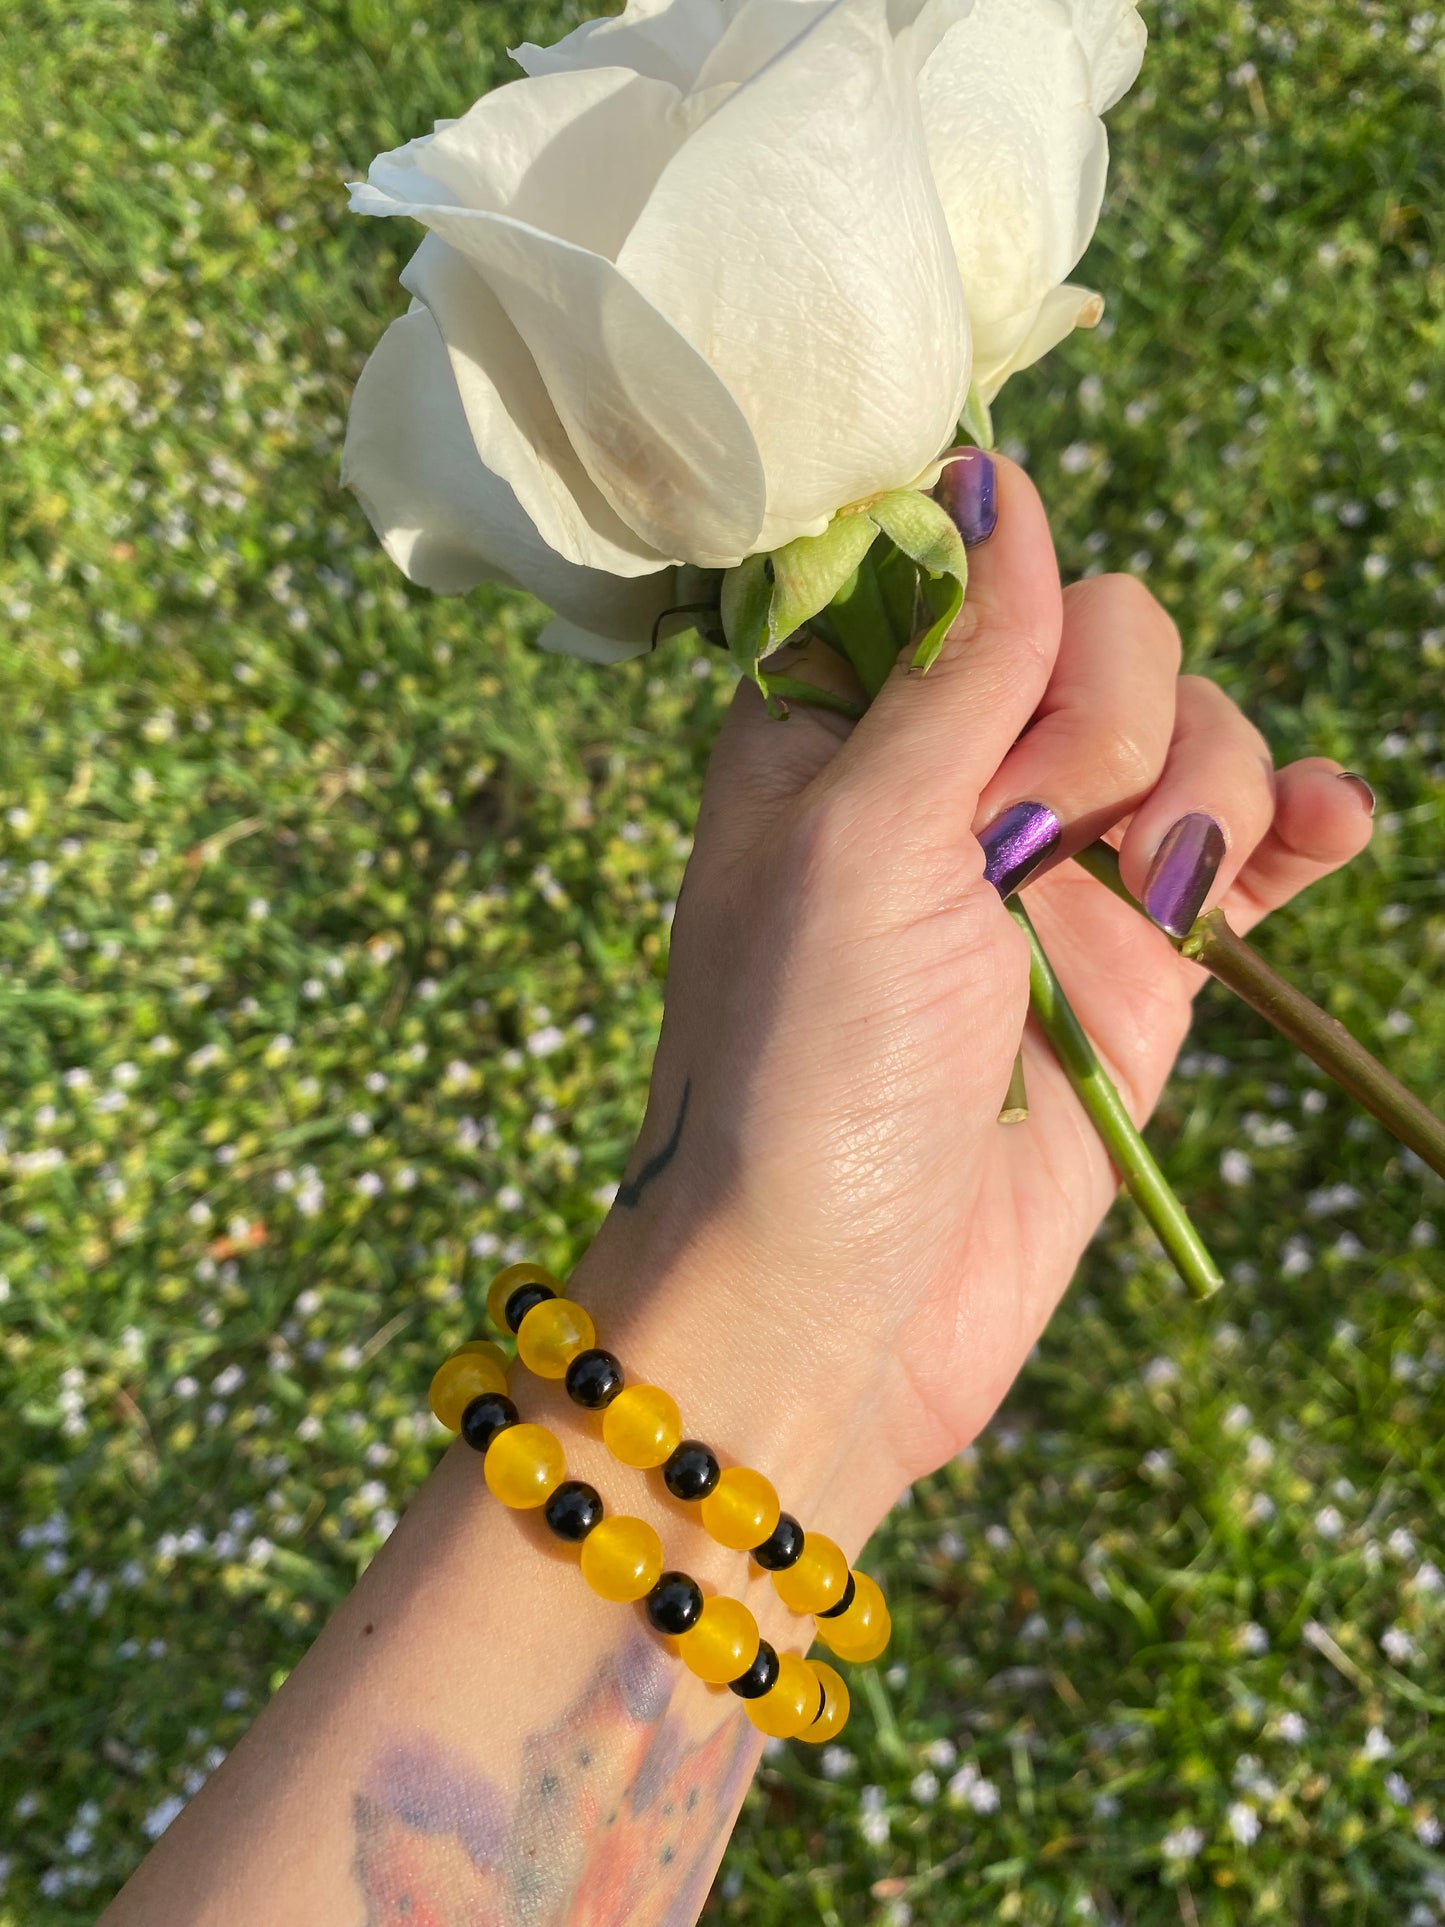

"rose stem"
[1075, 840, 1445, 1180]
[1009, 900, 1225, 1300]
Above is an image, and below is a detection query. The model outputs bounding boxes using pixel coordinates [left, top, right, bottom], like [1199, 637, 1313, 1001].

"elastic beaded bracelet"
[483, 1268, 890, 1661]
[430, 1352, 848, 1741]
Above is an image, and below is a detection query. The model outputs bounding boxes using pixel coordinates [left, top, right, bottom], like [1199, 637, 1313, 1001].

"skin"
[99, 459, 1372, 1926]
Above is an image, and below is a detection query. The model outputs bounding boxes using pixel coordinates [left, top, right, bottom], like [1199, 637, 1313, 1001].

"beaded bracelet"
[474, 1263, 891, 1667]
[428, 1348, 849, 1742]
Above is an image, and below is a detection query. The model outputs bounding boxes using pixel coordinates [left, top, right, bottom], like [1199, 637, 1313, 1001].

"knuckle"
[1092, 721, 1158, 800]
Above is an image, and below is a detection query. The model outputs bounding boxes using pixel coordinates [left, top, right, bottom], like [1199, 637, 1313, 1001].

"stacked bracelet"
[480, 1263, 891, 1668]
[428, 1344, 849, 1742]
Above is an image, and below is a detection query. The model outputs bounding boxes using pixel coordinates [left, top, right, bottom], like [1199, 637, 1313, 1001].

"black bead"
[645, 1571, 703, 1636]
[751, 1512, 805, 1571]
[460, 1392, 518, 1453]
[504, 1282, 556, 1332]
[727, 1640, 780, 1700]
[817, 1571, 857, 1619]
[565, 1348, 625, 1410]
[807, 1674, 827, 1727]
[662, 1440, 720, 1502]
[544, 1480, 604, 1543]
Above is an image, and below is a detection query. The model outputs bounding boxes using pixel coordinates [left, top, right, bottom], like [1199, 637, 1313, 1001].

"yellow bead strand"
[799, 1661, 850, 1742]
[482, 1422, 566, 1509]
[428, 1342, 509, 1431]
[516, 1297, 596, 1380]
[601, 1384, 682, 1469]
[676, 1596, 760, 1686]
[771, 1533, 850, 1615]
[698, 1466, 780, 1552]
[743, 1652, 817, 1739]
[579, 1516, 664, 1603]
[486, 1262, 561, 1330]
[815, 1570, 890, 1662]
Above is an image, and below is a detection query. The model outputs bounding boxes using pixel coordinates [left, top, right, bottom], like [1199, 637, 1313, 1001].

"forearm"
[99, 1229, 885, 1927]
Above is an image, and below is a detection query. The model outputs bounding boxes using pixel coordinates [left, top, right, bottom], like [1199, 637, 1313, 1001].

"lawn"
[0, 0, 1442, 1920]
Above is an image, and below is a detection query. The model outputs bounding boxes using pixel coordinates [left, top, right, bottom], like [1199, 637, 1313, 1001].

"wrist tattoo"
[616, 1077, 691, 1210]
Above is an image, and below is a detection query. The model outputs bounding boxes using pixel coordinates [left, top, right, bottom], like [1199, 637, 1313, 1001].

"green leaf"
[865, 487, 969, 673]
[958, 382, 995, 451]
[767, 512, 880, 649]
[719, 553, 773, 683]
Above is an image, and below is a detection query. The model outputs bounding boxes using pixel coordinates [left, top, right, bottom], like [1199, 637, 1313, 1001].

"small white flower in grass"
[496, 1185, 524, 1214]
[1381, 1627, 1417, 1664]
[1275, 1712, 1307, 1744]
[1142, 1356, 1178, 1390]
[820, 1746, 855, 1780]
[910, 1770, 939, 1804]
[1237, 1623, 1270, 1655]
[1227, 1802, 1260, 1846]
[1412, 1562, 1443, 1594]
[1222, 1402, 1251, 1434]
[1416, 1816, 1442, 1847]
[1362, 1726, 1393, 1762]
[1161, 1824, 1205, 1862]
[1220, 1149, 1252, 1186]
[984, 1524, 1012, 1551]
[143, 1794, 186, 1839]
[355, 1172, 384, 1199]
[923, 1738, 957, 1769]
[527, 1025, 567, 1058]
[297, 1414, 322, 1442]
[212, 1365, 243, 1396]
[1314, 1506, 1344, 1541]
[1245, 1435, 1274, 1470]
[1385, 1773, 1412, 1805]
[859, 1784, 889, 1846]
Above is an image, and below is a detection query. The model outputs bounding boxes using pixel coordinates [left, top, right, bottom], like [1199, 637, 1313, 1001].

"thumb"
[823, 453, 1063, 840]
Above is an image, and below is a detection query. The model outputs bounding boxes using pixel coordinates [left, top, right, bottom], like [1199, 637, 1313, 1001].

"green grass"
[1, 0, 1442, 1919]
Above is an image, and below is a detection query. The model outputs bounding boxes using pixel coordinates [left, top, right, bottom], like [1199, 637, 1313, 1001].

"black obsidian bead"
[662, 1440, 720, 1502]
[460, 1392, 518, 1453]
[544, 1480, 604, 1543]
[751, 1512, 805, 1571]
[817, 1570, 857, 1619]
[504, 1282, 556, 1333]
[645, 1571, 703, 1636]
[565, 1347, 625, 1410]
[727, 1639, 780, 1700]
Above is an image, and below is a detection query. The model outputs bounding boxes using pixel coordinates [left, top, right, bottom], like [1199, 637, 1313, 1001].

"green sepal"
[865, 489, 969, 674]
[768, 512, 881, 646]
[720, 552, 773, 683]
[958, 382, 995, 452]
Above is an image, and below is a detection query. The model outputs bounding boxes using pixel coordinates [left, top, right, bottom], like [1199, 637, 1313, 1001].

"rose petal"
[536, 616, 655, 663]
[619, 0, 969, 545]
[513, 0, 733, 89]
[1065, 0, 1147, 111]
[347, 199, 768, 569]
[918, 0, 1111, 383]
[343, 304, 674, 649]
[977, 281, 1104, 401]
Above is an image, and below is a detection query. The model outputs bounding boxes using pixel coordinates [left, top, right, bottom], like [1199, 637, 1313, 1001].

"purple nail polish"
[1337, 771, 1376, 817]
[979, 801, 1060, 897]
[936, 450, 998, 547]
[1143, 812, 1227, 937]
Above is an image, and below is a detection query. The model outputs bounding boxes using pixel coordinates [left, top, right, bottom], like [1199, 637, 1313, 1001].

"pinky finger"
[1223, 758, 1375, 936]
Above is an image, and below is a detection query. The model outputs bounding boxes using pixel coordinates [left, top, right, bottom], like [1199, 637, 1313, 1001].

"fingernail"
[1143, 812, 1227, 937]
[1337, 771, 1376, 817]
[979, 801, 1060, 898]
[936, 449, 998, 547]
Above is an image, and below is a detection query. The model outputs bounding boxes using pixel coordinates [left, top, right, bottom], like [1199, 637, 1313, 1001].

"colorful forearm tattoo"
[353, 1639, 758, 1927]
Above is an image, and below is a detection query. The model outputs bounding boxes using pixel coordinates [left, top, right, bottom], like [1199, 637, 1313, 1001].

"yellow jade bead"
[799, 1662, 850, 1743]
[482, 1423, 565, 1510]
[771, 1533, 849, 1615]
[580, 1516, 664, 1603]
[676, 1597, 760, 1686]
[428, 1343, 509, 1431]
[602, 1384, 682, 1469]
[743, 1652, 816, 1740]
[517, 1298, 596, 1379]
[486, 1262, 561, 1330]
[817, 1572, 891, 1664]
[698, 1466, 780, 1553]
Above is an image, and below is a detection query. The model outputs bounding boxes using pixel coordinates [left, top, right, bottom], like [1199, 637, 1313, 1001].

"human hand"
[574, 457, 1374, 1546]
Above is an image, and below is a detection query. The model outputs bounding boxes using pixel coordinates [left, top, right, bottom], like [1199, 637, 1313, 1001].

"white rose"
[344, 0, 973, 661]
[525, 0, 1147, 400]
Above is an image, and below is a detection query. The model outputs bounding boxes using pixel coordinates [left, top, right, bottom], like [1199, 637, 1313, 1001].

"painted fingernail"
[936, 449, 998, 547]
[1143, 812, 1227, 937]
[1337, 771, 1376, 817]
[979, 801, 1061, 898]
